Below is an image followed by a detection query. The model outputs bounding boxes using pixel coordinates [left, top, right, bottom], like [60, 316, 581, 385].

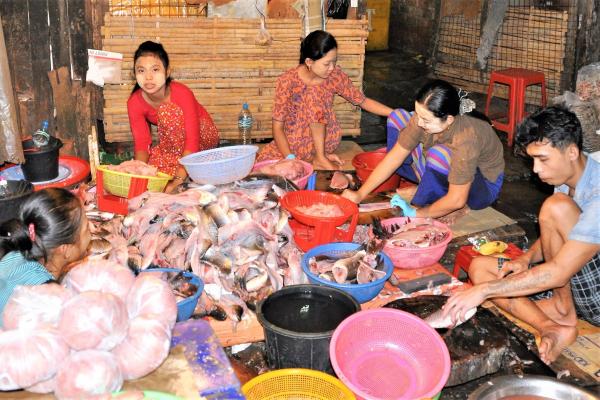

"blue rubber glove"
[286, 154, 296, 159]
[390, 194, 416, 217]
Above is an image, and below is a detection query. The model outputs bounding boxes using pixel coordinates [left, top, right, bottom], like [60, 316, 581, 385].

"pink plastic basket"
[376, 217, 452, 269]
[330, 308, 450, 400]
[252, 159, 314, 189]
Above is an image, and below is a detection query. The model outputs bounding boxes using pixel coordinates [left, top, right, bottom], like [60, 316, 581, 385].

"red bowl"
[352, 149, 400, 193]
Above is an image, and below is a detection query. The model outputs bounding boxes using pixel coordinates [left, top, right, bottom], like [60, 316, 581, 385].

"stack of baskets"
[280, 190, 359, 252]
[96, 166, 171, 215]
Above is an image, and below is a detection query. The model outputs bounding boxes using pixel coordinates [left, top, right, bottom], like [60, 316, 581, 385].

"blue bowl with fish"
[301, 243, 394, 303]
[140, 267, 204, 322]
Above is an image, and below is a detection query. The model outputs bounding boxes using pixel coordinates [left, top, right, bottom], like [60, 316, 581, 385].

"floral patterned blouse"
[257, 65, 365, 162]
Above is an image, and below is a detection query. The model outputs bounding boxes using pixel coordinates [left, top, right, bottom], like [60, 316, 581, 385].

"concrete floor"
[357, 50, 554, 244]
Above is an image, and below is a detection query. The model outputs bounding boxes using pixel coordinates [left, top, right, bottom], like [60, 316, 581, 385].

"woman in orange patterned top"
[128, 41, 219, 192]
[257, 30, 393, 170]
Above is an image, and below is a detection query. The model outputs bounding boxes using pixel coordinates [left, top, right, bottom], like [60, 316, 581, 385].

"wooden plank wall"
[433, 5, 574, 104]
[101, 16, 368, 143]
[0, 0, 93, 159]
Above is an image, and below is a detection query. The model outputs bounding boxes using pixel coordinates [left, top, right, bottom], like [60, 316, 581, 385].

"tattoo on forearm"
[487, 269, 553, 296]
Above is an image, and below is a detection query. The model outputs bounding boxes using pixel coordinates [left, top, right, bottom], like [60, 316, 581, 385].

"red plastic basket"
[96, 169, 159, 215]
[280, 190, 359, 252]
[330, 308, 450, 400]
[352, 149, 401, 194]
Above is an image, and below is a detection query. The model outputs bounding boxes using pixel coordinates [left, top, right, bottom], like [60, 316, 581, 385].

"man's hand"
[442, 286, 487, 326]
[390, 194, 416, 217]
[497, 257, 530, 279]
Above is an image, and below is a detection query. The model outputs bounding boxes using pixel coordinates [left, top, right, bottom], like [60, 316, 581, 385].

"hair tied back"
[28, 223, 36, 242]
[458, 88, 476, 115]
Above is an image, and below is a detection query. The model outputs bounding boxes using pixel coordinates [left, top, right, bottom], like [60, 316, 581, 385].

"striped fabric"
[386, 108, 412, 132]
[0, 251, 53, 326]
[425, 145, 452, 175]
[387, 108, 429, 179]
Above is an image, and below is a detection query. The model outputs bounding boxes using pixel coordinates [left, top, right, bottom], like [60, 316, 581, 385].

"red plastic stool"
[485, 68, 547, 147]
[452, 243, 524, 280]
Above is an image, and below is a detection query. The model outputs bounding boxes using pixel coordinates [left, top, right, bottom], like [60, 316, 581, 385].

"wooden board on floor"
[255, 140, 364, 171]
[334, 140, 364, 170]
[209, 263, 460, 346]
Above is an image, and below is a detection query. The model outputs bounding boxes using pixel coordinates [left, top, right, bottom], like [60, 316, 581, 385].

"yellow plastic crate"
[97, 165, 171, 198]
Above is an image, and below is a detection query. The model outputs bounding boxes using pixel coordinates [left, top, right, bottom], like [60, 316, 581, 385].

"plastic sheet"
[171, 319, 243, 399]
[0, 14, 23, 164]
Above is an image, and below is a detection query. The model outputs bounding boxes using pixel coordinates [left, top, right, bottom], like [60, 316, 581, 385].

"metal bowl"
[468, 375, 599, 400]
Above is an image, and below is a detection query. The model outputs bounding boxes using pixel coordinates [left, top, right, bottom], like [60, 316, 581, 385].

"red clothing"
[127, 81, 219, 174]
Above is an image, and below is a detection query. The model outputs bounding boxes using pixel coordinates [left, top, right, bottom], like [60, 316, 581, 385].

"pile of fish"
[105, 160, 159, 177]
[255, 159, 307, 181]
[308, 247, 386, 285]
[329, 171, 356, 190]
[88, 175, 307, 326]
[296, 202, 345, 217]
[373, 218, 450, 248]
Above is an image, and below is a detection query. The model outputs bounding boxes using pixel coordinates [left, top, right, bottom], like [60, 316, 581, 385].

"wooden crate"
[102, 16, 368, 143]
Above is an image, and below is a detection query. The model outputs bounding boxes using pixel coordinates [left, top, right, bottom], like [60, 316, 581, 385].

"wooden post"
[48, 66, 91, 159]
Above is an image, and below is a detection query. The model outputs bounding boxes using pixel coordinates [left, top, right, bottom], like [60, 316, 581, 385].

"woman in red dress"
[127, 41, 219, 192]
[257, 30, 393, 170]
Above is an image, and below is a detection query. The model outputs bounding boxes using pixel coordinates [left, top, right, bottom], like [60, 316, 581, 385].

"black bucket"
[0, 180, 34, 225]
[21, 136, 62, 182]
[256, 284, 360, 374]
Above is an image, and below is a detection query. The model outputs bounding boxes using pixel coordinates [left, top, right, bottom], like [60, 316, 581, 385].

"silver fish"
[331, 250, 367, 283]
[424, 307, 477, 329]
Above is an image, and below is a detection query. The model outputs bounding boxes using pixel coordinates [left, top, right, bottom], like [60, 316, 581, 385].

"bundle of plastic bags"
[0, 259, 177, 399]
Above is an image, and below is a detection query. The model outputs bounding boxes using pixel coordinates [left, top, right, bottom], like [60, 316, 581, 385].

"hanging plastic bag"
[86, 49, 123, 87]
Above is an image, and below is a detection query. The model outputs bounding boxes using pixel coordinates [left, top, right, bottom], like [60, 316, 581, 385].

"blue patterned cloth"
[0, 251, 53, 326]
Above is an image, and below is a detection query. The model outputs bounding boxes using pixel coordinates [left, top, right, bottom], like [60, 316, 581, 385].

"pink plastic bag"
[0, 328, 69, 390]
[126, 274, 177, 329]
[111, 316, 171, 380]
[54, 350, 123, 400]
[3, 283, 73, 330]
[59, 291, 129, 351]
[64, 259, 136, 301]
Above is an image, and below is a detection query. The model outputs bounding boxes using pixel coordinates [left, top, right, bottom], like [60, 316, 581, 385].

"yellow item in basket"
[478, 240, 508, 256]
[97, 165, 171, 198]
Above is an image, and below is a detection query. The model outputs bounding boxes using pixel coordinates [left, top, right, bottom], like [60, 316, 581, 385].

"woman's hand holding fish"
[496, 256, 530, 279]
[442, 286, 486, 327]
[390, 194, 416, 217]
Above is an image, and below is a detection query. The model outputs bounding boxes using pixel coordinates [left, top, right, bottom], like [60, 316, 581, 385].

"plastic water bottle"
[237, 103, 253, 145]
[32, 120, 50, 147]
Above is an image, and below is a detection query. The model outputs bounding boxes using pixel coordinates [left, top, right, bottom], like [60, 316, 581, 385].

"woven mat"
[396, 185, 516, 239]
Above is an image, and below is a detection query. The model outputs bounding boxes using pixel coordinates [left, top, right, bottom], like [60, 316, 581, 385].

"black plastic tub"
[256, 284, 360, 374]
[0, 180, 34, 225]
[21, 136, 62, 182]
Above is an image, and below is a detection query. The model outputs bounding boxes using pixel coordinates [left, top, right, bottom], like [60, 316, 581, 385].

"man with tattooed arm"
[442, 106, 600, 364]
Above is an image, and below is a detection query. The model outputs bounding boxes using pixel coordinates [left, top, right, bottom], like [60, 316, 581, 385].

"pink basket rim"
[379, 216, 453, 250]
[252, 159, 314, 183]
[329, 308, 451, 399]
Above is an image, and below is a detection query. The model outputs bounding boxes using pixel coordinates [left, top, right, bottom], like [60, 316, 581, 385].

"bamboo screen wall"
[433, 1, 578, 105]
[101, 16, 368, 143]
